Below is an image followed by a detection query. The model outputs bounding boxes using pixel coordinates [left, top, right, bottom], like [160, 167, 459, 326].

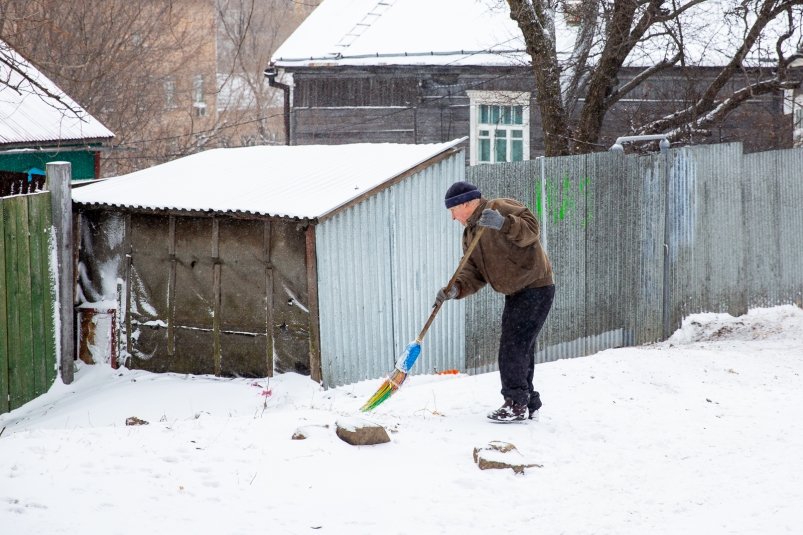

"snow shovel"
[359, 226, 487, 412]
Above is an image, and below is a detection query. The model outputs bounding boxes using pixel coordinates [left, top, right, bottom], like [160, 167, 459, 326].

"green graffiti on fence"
[533, 175, 593, 228]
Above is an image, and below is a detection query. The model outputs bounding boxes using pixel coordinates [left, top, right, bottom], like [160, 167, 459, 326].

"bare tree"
[506, 0, 803, 155]
[1, 0, 317, 175]
[0, 40, 87, 118]
[215, 0, 312, 146]
[1, 0, 211, 174]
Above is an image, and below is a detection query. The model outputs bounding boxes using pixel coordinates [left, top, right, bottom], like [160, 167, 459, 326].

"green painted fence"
[0, 191, 57, 414]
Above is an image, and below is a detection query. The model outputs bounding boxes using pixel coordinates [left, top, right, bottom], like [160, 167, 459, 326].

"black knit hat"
[444, 181, 481, 209]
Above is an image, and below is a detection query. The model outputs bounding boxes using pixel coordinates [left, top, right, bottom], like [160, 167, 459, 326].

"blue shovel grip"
[395, 342, 421, 372]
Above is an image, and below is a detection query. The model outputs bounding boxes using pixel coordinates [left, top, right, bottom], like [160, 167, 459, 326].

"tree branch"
[695, 0, 801, 115]
[0, 41, 85, 118]
[507, 0, 572, 155]
[604, 51, 683, 108]
[637, 76, 801, 138]
[561, 0, 599, 112]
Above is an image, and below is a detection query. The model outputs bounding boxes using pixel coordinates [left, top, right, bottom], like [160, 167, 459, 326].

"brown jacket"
[455, 197, 553, 298]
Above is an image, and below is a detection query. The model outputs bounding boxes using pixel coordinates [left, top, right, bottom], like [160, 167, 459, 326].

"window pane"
[479, 104, 489, 124]
[164, 79, 176, 109]
[511, 140, 523, 161]
[193, 74, 204, 103]
[494, 132, 507, 162]
[511, 129, 523, 139]
[501, 106, 511, 125]
[479, 129, 490, 137]
[490, 106, 500, 124]
[512, 106, 523, 124]
[479, 139, 491, 162]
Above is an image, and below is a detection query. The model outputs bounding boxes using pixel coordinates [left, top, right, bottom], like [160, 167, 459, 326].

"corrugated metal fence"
[467, 142, 803, 373]
[0, 191, 58, 413]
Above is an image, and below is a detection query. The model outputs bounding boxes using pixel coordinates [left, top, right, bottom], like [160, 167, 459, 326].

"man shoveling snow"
[435, 181, 555, 422]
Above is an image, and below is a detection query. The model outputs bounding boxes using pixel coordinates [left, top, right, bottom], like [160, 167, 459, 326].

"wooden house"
[267, 0, 802, 162]
[0, 40, 113, 191]
[71, 140, 468, 386]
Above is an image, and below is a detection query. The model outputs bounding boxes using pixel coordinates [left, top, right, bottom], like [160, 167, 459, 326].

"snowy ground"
[2, 305, 802, 535]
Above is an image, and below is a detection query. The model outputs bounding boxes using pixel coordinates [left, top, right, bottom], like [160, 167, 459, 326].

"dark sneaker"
[528, 392, 542, 420]
[487, 398, 528, 422]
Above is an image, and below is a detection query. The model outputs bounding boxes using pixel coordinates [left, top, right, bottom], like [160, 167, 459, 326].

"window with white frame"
[192, 74, 207, 117]
[164, 78, 176, 110]
[192, 74, 205, 104]
[467, 90, 530, 165]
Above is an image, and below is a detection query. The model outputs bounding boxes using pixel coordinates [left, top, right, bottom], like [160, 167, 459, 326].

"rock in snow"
[125, 416, 149, 426]
[335, 417, 390, 446]
[291, 423, 330, 440]
[473, 441, 542, 474]
[291, 428, 309, 440]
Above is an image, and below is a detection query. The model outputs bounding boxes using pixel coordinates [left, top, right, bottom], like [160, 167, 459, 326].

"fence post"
[661, 149, 672, 339]
[46, 162, 74, 384]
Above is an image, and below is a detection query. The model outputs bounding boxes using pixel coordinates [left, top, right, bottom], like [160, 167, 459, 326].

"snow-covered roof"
[272, 0, 529, 67]
[271, 0, 801, 69]
[0, 40, 114, 147]
[72, 140, 464, 220]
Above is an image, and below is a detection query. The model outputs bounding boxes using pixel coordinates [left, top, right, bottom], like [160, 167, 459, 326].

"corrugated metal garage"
[72, 141, 466, 385]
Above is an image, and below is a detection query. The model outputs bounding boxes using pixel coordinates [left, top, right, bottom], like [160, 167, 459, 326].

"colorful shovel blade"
[359, 341, 421, 412]
[359, 368, 407, 412]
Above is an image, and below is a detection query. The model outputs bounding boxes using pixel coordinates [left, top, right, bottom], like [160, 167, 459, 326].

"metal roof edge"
[73, 200, 315, 223]
[0, 139, 115, 152]
[316, 139, 466, 224]
[272, 49, 529, 66]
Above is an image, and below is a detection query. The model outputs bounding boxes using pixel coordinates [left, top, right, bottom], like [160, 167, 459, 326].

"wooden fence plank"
[27, 194, 48, 396]
[4, 196, 23, 409]
[40, 192, 57, 387]
[12, 195, 35, 408]
[0, 199, 9, 413]
[0, 191, 57, 415]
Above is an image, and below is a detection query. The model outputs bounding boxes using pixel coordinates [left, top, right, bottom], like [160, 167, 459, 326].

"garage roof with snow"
[72, 140, 464, 220]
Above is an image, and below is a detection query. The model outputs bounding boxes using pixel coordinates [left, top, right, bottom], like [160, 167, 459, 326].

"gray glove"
[434, 285, 458, 308]
[478, 208, 505, 230]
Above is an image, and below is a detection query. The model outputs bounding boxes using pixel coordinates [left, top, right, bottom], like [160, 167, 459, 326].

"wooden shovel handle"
[416, 225, 487, 342]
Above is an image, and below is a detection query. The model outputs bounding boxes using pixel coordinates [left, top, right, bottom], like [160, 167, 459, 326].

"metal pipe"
[609, 134, 670, 153]
[264, 64, 291, 146]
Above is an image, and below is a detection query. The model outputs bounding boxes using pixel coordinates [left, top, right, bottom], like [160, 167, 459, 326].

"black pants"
[498, 284, 555, 408]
